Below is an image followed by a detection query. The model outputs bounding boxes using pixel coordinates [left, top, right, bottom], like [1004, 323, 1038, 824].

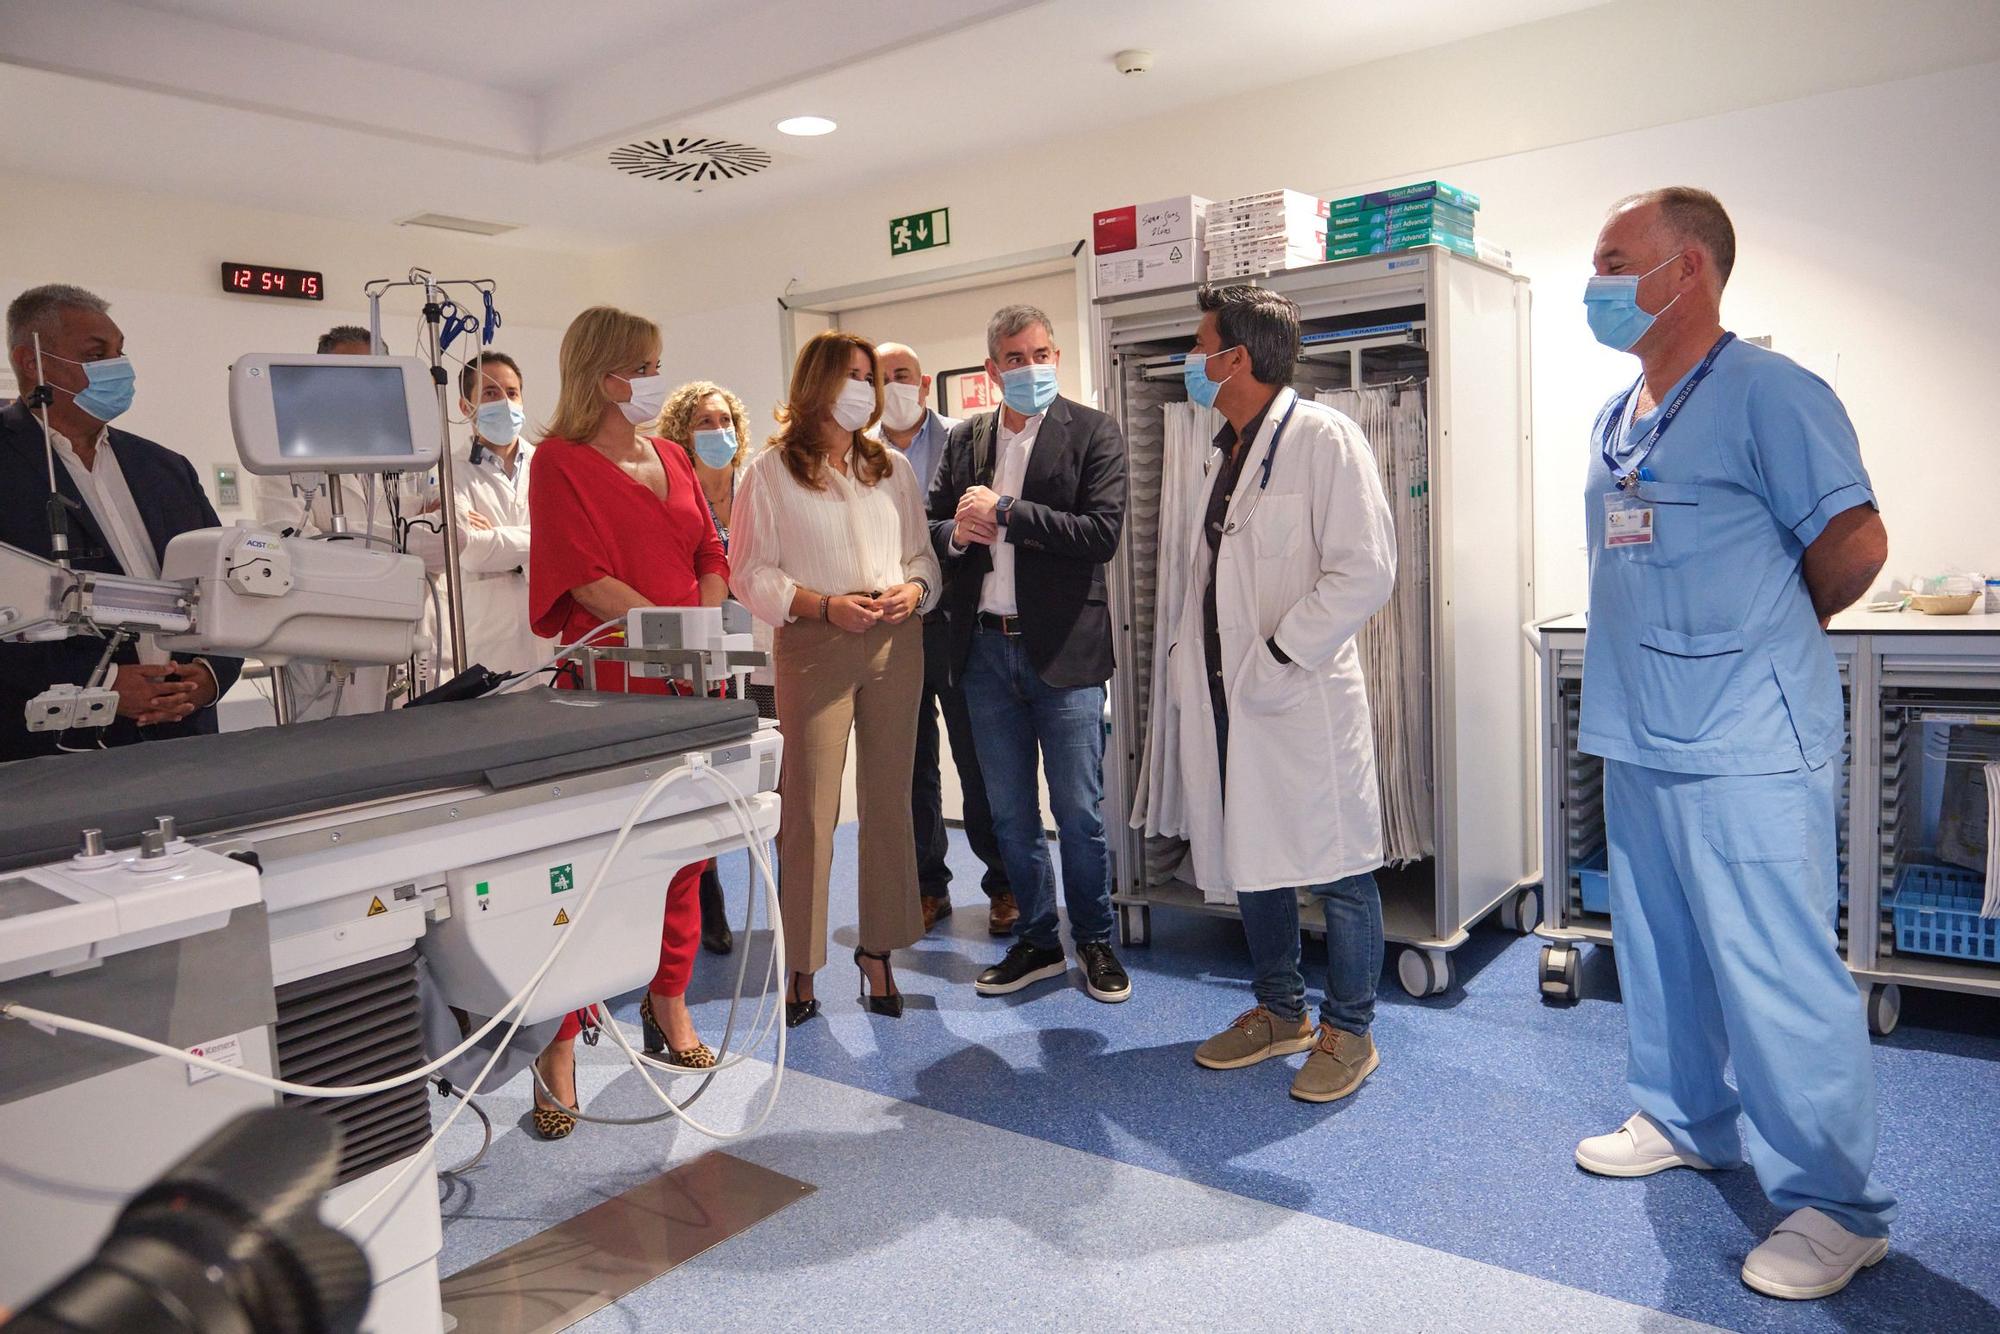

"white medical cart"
[1532, 610, 2000, 1033]
[1097, 247, 1538, 997]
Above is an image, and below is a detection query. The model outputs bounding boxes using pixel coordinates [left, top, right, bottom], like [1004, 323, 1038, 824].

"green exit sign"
[890, 208, 949, 256]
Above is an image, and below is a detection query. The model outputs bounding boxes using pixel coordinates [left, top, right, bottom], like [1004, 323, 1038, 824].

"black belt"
[977, 612, 1024, 636]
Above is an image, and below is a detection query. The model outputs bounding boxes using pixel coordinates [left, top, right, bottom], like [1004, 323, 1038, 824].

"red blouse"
[528, 435, 728, 692]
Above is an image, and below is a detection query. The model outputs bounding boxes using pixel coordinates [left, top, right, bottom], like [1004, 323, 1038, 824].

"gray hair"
[1612, 186, 1737, 288]
[6, 284, 111, 352]
[1195, 285, 1300, 387]
[986, 304, 1055, 360]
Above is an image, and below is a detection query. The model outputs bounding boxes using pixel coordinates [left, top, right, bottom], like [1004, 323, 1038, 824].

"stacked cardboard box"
[1324, 180, 1504, 264]
[1204, 189, 1328, 280]
[1092, 194, 1210, 296]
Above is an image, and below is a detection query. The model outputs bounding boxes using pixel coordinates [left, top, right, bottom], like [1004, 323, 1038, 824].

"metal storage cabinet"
[1531, 610, 2000, 1033]
[1095, 248, 1538, 996]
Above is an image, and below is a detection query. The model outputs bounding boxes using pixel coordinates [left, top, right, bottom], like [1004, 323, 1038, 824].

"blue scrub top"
[1580, 338, 1875, 776]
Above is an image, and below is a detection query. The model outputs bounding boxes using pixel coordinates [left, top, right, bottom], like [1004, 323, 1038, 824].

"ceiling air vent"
[609, 137, 774, 187]
[396, 212, 521, 238]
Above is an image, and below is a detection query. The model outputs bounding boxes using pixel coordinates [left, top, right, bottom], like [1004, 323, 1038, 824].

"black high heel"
[854, 947, 905, 1019]
[786, 972, 821, 1029]
[532, 1044, 579, 1141]
[698, 863, 734, 956]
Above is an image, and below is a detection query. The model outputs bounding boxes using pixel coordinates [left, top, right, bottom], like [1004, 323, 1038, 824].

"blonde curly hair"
[657, 381, 752, 472]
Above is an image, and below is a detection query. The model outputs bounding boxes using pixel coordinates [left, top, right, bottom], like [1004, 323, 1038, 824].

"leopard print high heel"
[532, 1044, 579, 1140]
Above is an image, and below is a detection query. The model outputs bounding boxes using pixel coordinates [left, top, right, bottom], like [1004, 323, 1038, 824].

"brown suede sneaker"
[1194, 1006, 1317, 1070]
[1291, 1024, 1379, 1102]
[987, 892, 1020, 937]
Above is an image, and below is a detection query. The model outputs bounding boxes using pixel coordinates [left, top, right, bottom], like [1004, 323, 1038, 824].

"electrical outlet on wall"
[214, 465, 240, 508]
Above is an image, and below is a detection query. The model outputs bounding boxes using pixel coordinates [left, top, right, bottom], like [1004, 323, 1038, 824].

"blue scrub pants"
[1603, 759, 1896, 1237]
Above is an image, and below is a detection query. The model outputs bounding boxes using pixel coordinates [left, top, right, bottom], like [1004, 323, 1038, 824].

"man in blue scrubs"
[1573, 188, 1895, 1300]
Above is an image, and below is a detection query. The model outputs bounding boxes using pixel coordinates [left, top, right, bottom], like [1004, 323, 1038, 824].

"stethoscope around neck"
[1214, 393, 1301, 537]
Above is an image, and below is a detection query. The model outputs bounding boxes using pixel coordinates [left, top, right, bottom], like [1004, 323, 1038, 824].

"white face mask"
[614, 372, 668, 425]
[831, 379, 876, 432]
[881, 381, 925, 431]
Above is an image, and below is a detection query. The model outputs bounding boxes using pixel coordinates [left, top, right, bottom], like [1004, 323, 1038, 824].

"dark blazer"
[926, 394, 1127, 690]
[0, 404, 243, 761]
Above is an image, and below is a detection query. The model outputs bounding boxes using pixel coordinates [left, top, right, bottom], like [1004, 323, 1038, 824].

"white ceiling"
[0, 0, 1611, 250]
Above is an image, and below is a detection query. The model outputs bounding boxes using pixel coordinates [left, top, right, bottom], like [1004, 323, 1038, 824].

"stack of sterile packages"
[1091, 194, 1210, 297]
[1324, 179, 1511, 268]
[1205, 190, 1329, 281]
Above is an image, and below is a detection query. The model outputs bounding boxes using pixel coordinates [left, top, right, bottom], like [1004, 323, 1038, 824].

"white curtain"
[1132, 400, 1220, 874]
[1319, 384, 1435, 865]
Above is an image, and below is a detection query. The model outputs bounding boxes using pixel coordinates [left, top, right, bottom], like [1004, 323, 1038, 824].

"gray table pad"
[0, 689, 757, 872]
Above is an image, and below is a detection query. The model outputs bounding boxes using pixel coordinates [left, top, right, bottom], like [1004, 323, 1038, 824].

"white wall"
[0, 179, 597, 509]
[606, 0, 2000, 616]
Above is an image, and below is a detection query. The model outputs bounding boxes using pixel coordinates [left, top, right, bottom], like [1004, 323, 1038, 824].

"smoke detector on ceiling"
[1113, 49, 1153, 76]
[396, 212, 521, 237]
[608, 137, 775, 190]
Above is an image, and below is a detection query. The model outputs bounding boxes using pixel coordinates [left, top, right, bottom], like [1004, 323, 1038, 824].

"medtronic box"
[1092, 205, 1137, 254]
[1330, 181, 1482, 214]
[1096, 238, 1205, 296]
[1136, 195, 1210, 246]
[1325, 201, 1476, 242]
[1328, 230, 1480, 260]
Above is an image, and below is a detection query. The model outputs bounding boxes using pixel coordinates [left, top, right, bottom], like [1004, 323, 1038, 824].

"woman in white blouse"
[730, 331, 941, 1025]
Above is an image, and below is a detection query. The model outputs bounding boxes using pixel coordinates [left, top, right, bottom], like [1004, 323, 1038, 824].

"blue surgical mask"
[1000, 363, 1058, 416]
[1181, 346, 1238, 410]
[1583, 253, 1684, 352]
[693, 426, 739, 469]
[48, 352, 136, 423]
[475, 397, 525, 445]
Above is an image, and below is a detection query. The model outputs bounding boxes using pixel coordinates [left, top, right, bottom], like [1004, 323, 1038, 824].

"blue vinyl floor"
[438, 827, 2000, 1333]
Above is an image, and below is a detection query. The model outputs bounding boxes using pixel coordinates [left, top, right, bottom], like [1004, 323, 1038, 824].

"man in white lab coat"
[409, 350, 551, 678]
[1166, 285, 1397, 1103]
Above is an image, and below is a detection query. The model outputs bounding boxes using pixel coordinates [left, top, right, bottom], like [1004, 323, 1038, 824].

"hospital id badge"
[1603, 490, 1654, 548]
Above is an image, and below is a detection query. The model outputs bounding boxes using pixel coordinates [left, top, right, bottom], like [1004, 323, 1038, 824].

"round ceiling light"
[775, 115, 837, 137]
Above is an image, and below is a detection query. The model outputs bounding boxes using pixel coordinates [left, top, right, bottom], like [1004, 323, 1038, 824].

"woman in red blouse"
[526, 305, 728, 1140]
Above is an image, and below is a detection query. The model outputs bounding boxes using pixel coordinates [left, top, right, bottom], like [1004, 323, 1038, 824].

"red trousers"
[556, 859, 707, 1041]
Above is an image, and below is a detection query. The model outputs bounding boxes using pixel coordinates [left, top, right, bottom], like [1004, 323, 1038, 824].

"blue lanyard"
[1601, 332, 1735, 488]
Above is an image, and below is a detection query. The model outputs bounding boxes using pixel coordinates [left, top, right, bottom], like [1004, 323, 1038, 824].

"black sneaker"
[974, 942, 1068, 996]
[1077, 941, 1131, 1004]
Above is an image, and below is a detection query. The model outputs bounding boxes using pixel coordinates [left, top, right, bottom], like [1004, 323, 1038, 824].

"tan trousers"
[774, 616, 925, 974]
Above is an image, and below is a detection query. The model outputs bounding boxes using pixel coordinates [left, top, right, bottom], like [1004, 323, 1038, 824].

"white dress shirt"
[407, 438, 554, 677]
[51, 426, 168, 664]
[729, 444, 942, 628]
[979, 410, 1044, 617]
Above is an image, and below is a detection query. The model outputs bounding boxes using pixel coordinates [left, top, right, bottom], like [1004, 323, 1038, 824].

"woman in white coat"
[1162, 287, 1397, 1105]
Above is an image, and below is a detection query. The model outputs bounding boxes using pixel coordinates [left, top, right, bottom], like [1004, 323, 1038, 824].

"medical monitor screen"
[268, 364, 416, 464]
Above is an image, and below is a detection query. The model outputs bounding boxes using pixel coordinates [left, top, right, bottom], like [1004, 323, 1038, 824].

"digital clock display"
[220, 263, 324, 301]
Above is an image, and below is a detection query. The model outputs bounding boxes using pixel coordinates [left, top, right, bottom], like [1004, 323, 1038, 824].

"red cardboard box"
[1093, 205, 1137, 254]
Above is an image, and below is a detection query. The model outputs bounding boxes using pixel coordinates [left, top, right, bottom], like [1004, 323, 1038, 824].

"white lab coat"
[408, 439, 553, 678]
[1160, 388, 1397, 897]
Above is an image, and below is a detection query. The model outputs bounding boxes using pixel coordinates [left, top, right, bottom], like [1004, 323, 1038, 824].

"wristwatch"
[995, 495, 1015, 527]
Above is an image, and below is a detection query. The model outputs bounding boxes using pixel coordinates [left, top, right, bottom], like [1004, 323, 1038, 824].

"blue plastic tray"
[1575, 848, 1610, 916]
[1892, 863, 1999, 963]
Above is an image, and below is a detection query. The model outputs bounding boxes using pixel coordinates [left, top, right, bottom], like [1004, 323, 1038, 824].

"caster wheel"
[1866, 983, 1901, 1037]
[1539, 944, 1580, 1004]
[1499, 886, 1542, 935]
[1397, 947, 1452, 998]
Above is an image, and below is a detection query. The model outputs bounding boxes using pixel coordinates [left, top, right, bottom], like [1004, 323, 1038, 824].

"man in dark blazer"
[928, 304, 1131, 1004]
[1, 284, 241, 761]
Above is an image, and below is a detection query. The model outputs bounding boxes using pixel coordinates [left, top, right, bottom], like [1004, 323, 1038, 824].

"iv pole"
[363, 269, 486, 678]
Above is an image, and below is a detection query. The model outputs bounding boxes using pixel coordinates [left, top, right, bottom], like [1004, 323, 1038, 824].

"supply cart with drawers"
[1531, 609, 2000, 1034]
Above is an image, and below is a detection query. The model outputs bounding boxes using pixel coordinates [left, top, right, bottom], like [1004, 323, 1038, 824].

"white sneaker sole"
[1084, 976, 1132, 1004]
[1741, 1238, 1889, 1300]
[974, 959, 1067, 996]
[1195, 1031, 1317, 1071]
[1573, 1146, 1717, 1178]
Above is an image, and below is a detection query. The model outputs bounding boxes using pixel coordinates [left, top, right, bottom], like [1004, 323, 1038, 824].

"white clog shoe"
[1741, 1208, 1889, 1300]
[1574, 1112, 1717, 1178]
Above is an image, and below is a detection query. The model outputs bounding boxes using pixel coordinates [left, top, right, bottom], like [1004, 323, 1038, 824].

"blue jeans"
[1235, 874, 1384, 1036]
[960, 628, 1113, 951]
